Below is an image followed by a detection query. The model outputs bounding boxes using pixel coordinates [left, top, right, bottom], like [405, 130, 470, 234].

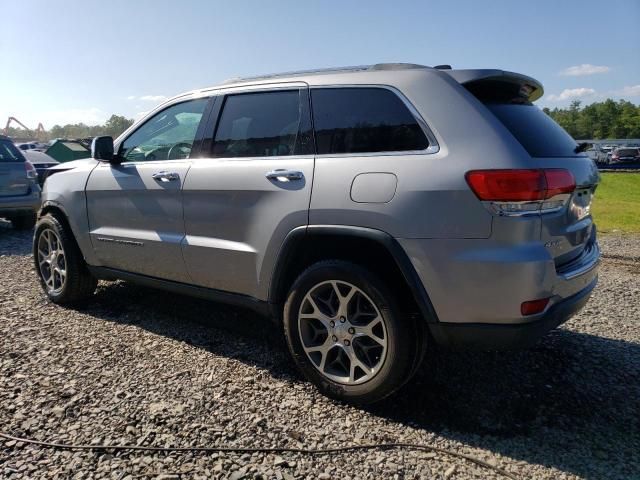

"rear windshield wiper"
[575, 142, 591, 154]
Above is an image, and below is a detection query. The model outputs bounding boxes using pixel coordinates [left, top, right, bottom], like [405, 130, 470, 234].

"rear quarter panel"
[308, 69, 536, 239]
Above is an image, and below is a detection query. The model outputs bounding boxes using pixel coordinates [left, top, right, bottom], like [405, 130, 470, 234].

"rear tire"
[33, 213, 97, 304]
[11, 213, 36, 230]
[283, 260, 417, 404]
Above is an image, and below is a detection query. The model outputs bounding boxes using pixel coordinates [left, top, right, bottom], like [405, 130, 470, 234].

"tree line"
[6, 114, 134, 142]
[543, 99, 640, 140]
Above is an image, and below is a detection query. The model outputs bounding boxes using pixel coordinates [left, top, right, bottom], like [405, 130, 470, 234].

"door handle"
[152, 171, 179, 182]
[265, 169, 304, 182]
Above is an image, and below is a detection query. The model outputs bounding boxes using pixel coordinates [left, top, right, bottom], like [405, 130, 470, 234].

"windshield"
[0, 140, 26, 162]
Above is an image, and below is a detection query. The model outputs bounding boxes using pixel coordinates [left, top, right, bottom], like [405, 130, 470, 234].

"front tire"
[283, 260, 416, 404]
[33, 213, 97, 304]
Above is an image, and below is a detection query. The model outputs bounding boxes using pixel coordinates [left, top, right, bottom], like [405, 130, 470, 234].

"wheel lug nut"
[348, 327, 355, 334]
[340, 316, 346, 323]
[332, 335, 338, 342]
[330, 321, 335, 327]
[343, 339, 350, 346]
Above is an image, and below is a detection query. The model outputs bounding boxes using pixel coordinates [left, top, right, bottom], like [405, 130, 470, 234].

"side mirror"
[91, 136, 115, 161]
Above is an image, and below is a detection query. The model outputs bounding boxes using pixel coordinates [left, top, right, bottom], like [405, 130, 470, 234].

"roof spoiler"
[443, 69, 544, 102]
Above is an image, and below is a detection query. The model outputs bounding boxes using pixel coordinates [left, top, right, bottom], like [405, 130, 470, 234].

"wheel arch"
[38, 201, 94, 265]
[269, 225, 440, 325]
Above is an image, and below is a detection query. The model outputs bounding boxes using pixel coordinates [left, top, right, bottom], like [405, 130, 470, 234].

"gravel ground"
[1, 221, 638, 479]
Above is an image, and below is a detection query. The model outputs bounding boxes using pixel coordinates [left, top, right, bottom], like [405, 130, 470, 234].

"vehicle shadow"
[76, 280, 638, 479]
[0, 221, 33, 256]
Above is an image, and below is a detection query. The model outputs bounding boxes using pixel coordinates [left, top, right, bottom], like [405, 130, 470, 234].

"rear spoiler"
[443, 69, 544, 102]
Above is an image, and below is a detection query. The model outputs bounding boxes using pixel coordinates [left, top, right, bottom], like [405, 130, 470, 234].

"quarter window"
[311, 88, 429, 155]
[212, 90, 307, 158]
[120, 98, 208, 162]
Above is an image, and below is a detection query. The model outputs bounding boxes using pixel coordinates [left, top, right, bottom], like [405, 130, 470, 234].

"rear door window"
[212, 90, 311, 158]
[311, 87, 429, 155]
[485, 103, 580, 158]
[0, 140, 25, 162]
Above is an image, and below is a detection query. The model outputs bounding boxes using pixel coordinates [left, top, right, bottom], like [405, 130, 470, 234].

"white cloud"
[615, 85, 640, 97]
[559, 64, 610, 76]
[139, 95, 168, 102]
[135, 111, 149, 120]
[547, 88, 596, 102]
[126, 95, 168, 102]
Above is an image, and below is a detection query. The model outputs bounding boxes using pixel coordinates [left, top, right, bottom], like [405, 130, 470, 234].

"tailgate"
[0, 162, 30, 197]
[0, 140, 30, 197]
[535, 157, 599, 267]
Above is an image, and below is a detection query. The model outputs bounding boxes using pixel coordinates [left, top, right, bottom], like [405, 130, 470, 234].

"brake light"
[25, 161, 37, 179]
[465, 169, 576, 216]
[541, 169, 576, 197]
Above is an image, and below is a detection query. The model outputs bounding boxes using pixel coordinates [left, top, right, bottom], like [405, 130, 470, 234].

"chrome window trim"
[191, 154, 316, 162]
[309, 84, 440, 157]
[202, 81, 309, 96]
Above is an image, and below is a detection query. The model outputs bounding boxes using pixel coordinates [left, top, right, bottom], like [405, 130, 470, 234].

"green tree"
[103, 115, 134, 139]
[544, 98, 640, 139]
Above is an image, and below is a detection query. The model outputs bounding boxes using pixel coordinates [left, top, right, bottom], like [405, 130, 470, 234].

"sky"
[1, 0, 639, 128]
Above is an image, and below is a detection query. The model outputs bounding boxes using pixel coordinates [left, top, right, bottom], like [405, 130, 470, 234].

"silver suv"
[34, 64, 600, 403]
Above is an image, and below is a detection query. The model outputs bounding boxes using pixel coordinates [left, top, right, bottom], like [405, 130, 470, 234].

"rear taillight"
[25, 161, 37, 179]
[465, 169, 575, 216]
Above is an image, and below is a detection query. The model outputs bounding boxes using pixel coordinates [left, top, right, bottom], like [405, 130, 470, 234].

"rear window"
[616, 149, 638, 156]
[485, 104, 579, 158]
[0, 140, 25, 162]
[311, 88, 429, 155]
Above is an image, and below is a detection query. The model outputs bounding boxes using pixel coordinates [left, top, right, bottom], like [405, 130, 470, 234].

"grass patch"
[592, 172, 640, 233]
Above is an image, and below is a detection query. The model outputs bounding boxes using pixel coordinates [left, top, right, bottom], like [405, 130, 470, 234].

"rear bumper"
[0, 191, 41, 216]
[428, 276, 597, 350]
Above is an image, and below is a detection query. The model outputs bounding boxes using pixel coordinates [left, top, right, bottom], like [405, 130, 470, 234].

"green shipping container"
[45, 140, 91, 163]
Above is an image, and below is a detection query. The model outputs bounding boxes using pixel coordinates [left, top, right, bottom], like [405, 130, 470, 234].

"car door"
[85, 97, 210, 282]
[181, 84, 314, 299]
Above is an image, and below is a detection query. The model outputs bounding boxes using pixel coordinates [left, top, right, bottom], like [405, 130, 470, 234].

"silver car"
[0, 135, 40, 229]
[33, 64, 600, 403]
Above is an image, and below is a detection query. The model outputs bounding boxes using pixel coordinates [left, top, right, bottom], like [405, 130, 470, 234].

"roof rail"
[222, 63, 432, 85]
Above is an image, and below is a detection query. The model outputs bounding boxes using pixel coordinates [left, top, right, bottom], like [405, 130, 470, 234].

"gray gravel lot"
[1, 221, 638, 479]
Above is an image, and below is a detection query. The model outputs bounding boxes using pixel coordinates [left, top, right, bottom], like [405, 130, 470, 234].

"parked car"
[16, 142, 48, 152]
[610, 147, 640, 164]
[33, 64, 600, 403]
[22, 150, 59, 186]
[0, 135, 40, 229]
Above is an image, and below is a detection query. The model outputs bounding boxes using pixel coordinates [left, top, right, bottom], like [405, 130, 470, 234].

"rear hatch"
[452, 71, 600, 270]
[0, 139, 31, 197]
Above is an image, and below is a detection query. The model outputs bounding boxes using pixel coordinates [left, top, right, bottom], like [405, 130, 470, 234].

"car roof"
[166, 63, 543, 102]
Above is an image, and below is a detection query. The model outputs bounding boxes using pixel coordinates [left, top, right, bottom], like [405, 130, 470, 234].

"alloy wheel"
[298, 280, 388, 385]
[37, 228, 67, 294]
